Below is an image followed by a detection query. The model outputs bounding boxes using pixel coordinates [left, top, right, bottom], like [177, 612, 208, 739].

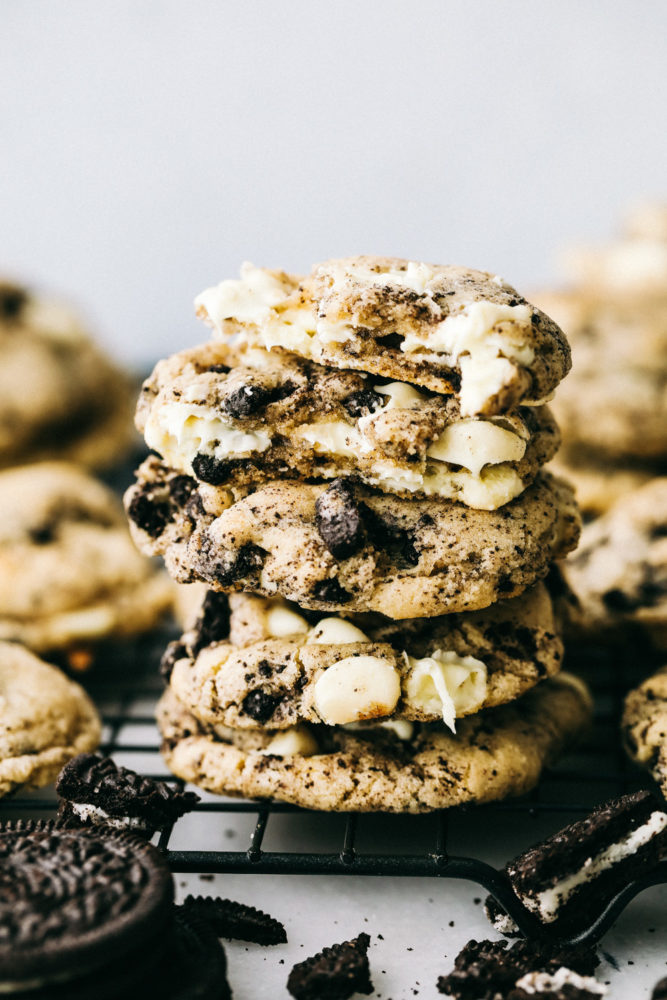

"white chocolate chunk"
[145, 401, 271, 468]
[195, 263, 287, 329]
[295, 422, 366, 458]
[260, 725, 319, 757]
[426, 419, 526, 477]
[313, 655, 400, 725]
[306, 618, 369, 645]
[374, 381, 429, 409]
[265, 605, 310, 638]
[404, 650, 487, 731]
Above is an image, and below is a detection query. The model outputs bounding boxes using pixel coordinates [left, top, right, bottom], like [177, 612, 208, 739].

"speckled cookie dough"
[137, 341, 559, 510]
[126, 456, 580, 619]
[194, 257, 570, 416]
[561, 478, 667, 649]
[0, 462, 173, 652]
[0, 642, 101, 797]
[163, 583, 563, 732]
[623, 666, 667, 799]
[0, 280, 135, 470]
[157, 674, 592, 813]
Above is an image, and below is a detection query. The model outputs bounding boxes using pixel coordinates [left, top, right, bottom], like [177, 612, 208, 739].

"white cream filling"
[71, 802, 148, 830]
[404, 651, 487, 731]
[515, 968, 607, 995]
[526, 810, 667, 921]
[145, 401, 271, 466]
[313, 655, 401, 726]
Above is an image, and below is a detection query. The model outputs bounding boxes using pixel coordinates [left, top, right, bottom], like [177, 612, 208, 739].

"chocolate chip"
[222, 380, 297, 418]
[241, 689, 282, 723]
[312, 578, 352, 604]
[315, 479, 365, 560]
[127, 491, 171, 537]
[192, 453, 234, 486]
[0, 283, 27, 320]
[342, 388, 383, 418]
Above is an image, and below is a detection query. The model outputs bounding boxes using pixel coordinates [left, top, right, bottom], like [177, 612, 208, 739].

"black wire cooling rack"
[2, 627, 666, 948]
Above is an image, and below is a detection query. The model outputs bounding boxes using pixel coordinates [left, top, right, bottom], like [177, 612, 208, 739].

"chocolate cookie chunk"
[56, 753, 199, 838]
[183, 894, 287, 944]
[287, 932, 372, 1000]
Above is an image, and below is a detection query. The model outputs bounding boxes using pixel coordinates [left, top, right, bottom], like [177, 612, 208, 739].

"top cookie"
[195, 257, 570, 417]
[0, 280, 135, 470]
[138, 341, 559, 510]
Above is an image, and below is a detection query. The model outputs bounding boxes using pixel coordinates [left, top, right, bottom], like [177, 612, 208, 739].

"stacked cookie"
[537, 203, 667, 515]
[126, 256, 591, 811]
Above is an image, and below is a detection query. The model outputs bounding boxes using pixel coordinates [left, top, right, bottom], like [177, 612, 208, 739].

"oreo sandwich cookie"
[436, 938, 603, 999]
[484, 790, 667, 938]
[183, 894, 287, 944]
[0, 820, 173, 999]
[56, 753, 199, 838]
[287, 932, 372, 1000]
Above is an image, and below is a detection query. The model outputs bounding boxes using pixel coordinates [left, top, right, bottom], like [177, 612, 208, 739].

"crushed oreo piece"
[192, 591, 231, 654]
[437, 938, 599, 999]
[169, 474, 197, 506]
[192, 453, 233, 486]
[287, 932, 373, 1000]
[362, 504, 420, 567]
[223, 380, 297, 418]
[241, 689, 282, 724]
[56, 754, 199, 837]
[209, 543, 266, 587]
[127, 489, 172, 538]
[342, 388, 383, 418]
[315, 479, 365, 560]
[183, 895, 287, 945]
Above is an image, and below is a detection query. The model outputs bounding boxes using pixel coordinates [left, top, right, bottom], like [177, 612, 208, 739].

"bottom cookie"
[157, 675, 592, 813]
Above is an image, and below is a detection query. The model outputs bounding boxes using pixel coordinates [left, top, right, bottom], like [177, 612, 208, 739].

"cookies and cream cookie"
[195, 257, 571, 417]
[157, 674, 591, 813]
[138, 342, 559, 510]
[126, 456, 580, 619]
[623, 666, 667, 797]
[0, 643, 101, 798]
[0, 462, 173, 652]
[163, 584, 563, 732]
[0, 280, 135, 470]
[561, 478, 667, 649]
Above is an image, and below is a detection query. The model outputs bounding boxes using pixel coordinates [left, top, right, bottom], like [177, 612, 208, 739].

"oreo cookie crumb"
[127, 490, 171, 538]
[287, 932, 373, 1000]
[241, 689, 282, 724]
[223, 380, 297, 418]
[192, 591, 231, 654]
[0, 282, 27, 319]
[342, 388, 383, 418]
[192, 453, 234, 486]
[312, 578, 353, 604]
[183, 895, 287, 945]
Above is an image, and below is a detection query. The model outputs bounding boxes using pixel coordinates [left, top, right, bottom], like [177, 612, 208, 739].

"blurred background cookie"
[0, 280, 137, 471]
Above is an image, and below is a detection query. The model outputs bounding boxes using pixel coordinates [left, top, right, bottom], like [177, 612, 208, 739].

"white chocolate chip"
[404, 650, 487, 731]
[259, 725, 319, 757]
[313, 655, 400, 725]
[426, 419, 526, 477]
[265, 605, 310, 637]
[306, 618, 370, 645]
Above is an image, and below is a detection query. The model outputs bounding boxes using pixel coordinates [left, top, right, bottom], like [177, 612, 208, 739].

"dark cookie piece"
[0, 281, 27, 320]
[241, 689, 282, 724]
[56, 754, 199, 837]
[436, 938, 599, 999]
[0, 821, 173, 996]
[203, 540, 266, 587]
[315, 479, 365, 560]
[183, 894, 287, 945]
[192, 453, 234, 485]
[157, 906, 231, 1000]
[222, 379, 297, 418]
[496, 790, 667, 936]
[341, 387, 383, 418]
[311, 578, 353, 604]
[653, 977, 667, 1000]
[287, 932, 373, 1000]
[192, 590, 231, 655]
[362, 505, 420, 567]
[127, 488, 172, 538]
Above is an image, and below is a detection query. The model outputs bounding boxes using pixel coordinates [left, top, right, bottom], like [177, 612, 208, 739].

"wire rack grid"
[2, 629, 666, 948]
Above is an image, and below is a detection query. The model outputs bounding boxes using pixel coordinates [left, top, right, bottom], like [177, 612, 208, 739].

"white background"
[1, 1, 666, 365]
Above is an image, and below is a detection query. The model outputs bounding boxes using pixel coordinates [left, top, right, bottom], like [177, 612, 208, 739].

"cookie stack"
[537, 202, 667, 516]
[126, 256, 591, 812]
